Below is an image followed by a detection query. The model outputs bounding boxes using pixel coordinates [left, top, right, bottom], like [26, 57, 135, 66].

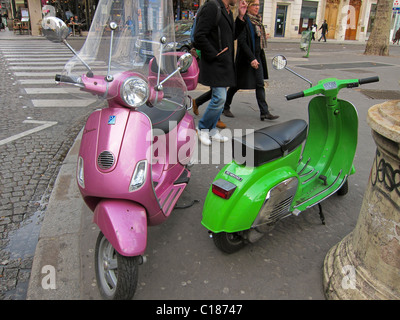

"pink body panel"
[79, 108, 161, 218]
[148, 52, 199, 91]
[94, 199, 147, 256]
[181, 58, 199, 91]
[78, 108, 195, 224]
[77, 65, 197, 256]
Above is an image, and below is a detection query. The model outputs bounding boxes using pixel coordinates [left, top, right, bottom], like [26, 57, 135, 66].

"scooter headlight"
[129, 160, 147, 191]
[121, 77, 149, 107]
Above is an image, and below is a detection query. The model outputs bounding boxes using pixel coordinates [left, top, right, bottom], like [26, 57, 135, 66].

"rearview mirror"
[271, 55, 287, 70]
[178, 53, 193, 73]
[271, 54, 312, 87]
[42, 16, 70, 43]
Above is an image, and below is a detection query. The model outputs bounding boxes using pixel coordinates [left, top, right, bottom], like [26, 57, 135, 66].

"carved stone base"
[322, 100, 400, 300]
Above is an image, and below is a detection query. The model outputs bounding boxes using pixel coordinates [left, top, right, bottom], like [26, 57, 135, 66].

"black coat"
[194, 0, 245, 87]
[235, 15, 268, 89]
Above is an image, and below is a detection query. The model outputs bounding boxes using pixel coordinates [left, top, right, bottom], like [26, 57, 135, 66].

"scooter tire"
[337, 179, 349, 196]
[95, 232, 139, 300]
[212, 232, 245, 254]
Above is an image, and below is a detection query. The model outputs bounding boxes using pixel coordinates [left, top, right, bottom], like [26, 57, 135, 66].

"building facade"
[262, 0, 380, 41]
[1, 0, 399, 41]
[188, 0, 394, 42]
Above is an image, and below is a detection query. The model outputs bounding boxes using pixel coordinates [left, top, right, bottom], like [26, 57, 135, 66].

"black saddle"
[138, 104, 186, 134]
[233, 119, 308, 166]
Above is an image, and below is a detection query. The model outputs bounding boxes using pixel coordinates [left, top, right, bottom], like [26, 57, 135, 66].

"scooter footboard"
[93, 199, 147, 256]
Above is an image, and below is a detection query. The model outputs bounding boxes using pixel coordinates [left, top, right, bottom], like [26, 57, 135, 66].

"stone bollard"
[323, 100, 400, 300]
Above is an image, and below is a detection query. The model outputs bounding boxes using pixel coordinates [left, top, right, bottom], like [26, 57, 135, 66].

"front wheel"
[95, 232, 139, 300]
[337, 179, 348, 196]
[212, 232, 245, 254]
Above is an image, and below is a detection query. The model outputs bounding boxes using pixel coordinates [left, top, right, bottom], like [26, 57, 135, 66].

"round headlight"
[121, 77, 149, 107]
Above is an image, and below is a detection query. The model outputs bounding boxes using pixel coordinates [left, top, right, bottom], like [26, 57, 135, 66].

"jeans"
[198, 87, 226, 134]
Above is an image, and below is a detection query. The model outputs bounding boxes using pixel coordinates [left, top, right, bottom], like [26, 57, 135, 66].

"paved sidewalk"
[18, 32, 400, 300]
[26, 130, 85, 299]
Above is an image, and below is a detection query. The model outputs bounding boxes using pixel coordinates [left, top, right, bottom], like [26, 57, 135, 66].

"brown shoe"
[192, 99, 199, 115]
[216, 120, 227, 129]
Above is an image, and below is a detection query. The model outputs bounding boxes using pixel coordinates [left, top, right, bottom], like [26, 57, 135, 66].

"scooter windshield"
[62, 0, 187, 111]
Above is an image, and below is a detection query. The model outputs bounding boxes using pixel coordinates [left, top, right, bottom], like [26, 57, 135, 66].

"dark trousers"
[224, 58, 269, 116]
[195, 90, 212, 107]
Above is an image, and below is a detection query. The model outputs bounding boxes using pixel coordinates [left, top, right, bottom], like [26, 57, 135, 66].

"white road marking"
[0, 120, 58, 146]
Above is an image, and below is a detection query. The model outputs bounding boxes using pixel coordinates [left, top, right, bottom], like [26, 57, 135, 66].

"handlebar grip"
[359, 76, 379, 85]
[286, 91, 305, 101]
[55, 74, 80, 84]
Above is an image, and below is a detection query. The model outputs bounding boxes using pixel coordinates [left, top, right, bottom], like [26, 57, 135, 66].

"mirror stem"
[63, 39, 93, 77]
[106, 28, 115, 81]
[285, 66, 312, 87]
[155, 67, 181, 91]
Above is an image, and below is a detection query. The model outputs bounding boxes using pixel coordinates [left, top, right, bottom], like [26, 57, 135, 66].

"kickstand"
[318, 203, 325, 225]
[175, 199, 200, 209]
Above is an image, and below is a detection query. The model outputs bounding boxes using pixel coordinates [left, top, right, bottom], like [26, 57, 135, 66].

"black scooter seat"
[138, 104, 186, 134]
[233, 119, 308, 166]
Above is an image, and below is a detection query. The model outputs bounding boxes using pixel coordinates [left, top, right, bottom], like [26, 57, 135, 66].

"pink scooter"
[42, 0, 199, 300]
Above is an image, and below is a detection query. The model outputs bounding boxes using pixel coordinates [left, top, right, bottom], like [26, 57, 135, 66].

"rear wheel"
[212, 232, 245, 254]
[95, 232, 139, 300]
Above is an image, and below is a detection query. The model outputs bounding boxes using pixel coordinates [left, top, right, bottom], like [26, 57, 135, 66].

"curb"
[27, 130, 83, 299]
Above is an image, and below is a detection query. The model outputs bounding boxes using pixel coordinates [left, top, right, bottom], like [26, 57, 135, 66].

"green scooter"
[201, 55, 379, 253]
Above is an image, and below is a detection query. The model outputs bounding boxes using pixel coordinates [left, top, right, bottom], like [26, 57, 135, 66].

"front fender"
[94, 199, 147, 256]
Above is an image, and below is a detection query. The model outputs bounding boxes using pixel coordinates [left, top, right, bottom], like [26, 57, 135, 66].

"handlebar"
[55, 74, 83, 86]
[358, 76, 379, 85]
[286, 91, 305, 101]
[285, 76, 379, 101]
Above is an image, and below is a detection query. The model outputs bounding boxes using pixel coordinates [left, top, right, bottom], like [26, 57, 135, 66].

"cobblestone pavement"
[0, 37, 97, 299]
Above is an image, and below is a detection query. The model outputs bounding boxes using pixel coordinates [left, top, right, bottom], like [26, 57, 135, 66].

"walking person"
[193, 0, 247, 145]
[223, 0, 279, 121]
[192, 90, 227, 128]
[0, 13, 5, 31]
[318, 20, 328, 42]
[311, 23, 317, 41]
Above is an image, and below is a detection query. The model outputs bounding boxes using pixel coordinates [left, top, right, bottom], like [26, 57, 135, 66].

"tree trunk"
[364, 0, 392, 56]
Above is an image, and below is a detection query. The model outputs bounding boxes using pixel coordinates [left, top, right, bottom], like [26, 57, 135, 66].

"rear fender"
[201, 147, 301, 233]
[94, 199, 147, 256]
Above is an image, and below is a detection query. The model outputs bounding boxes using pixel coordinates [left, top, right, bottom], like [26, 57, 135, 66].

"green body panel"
[292, 96, 358, 211]
[201, 146, 302, 233]
[201, 77, 359, 233]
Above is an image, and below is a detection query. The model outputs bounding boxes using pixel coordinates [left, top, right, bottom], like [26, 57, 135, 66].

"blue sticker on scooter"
[108, 115, 116, 125]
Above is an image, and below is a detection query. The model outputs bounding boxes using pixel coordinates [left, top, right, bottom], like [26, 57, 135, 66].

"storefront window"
[40, 0, 98, 30]
[174, 0, 198, 20]
[299, 0, 318, 34]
